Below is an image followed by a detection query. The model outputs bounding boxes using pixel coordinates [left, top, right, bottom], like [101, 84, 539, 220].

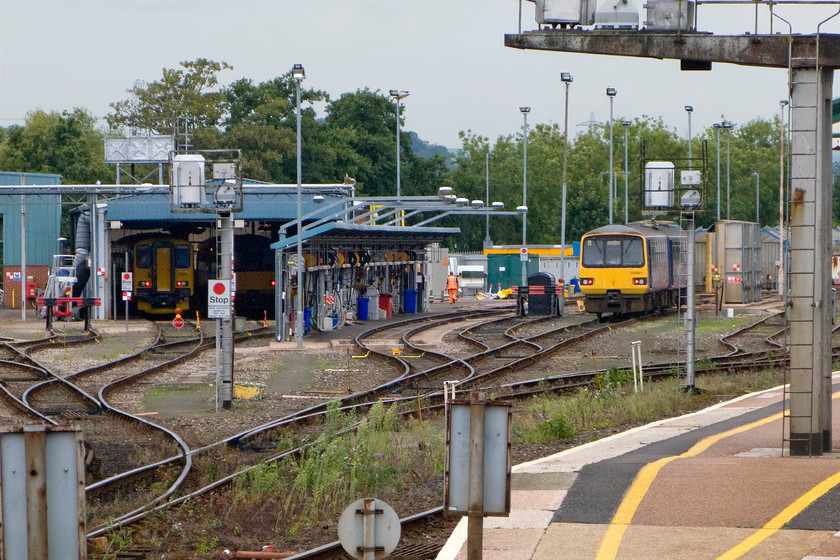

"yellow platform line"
[596, 412, 782, 560]
[598, 390, 840, 560]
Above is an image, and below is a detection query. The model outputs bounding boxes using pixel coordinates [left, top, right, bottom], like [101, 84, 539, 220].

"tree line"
[0, 58, 816, 251]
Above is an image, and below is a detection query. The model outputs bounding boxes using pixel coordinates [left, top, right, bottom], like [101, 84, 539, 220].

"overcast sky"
[2, 0, 840, 149]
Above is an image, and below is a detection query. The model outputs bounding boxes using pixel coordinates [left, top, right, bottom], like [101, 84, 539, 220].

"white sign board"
[208, 279, 232, 319]
[444, 400, 512, 515]
[121, 272, 133, 292]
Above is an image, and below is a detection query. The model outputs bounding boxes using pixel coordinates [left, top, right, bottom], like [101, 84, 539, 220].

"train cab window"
[136, 244, 151, 268]
[175, 245, 191, 269]
[583, 237, 644, 267]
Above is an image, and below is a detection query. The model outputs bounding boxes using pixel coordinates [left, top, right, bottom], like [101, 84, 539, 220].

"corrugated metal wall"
[0, 172, 62, 266]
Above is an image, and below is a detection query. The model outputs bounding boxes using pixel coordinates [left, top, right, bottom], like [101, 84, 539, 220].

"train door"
[155, 245, 173, 292]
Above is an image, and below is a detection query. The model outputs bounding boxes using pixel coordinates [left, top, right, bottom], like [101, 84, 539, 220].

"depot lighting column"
[606, 87, 617, 224]
[622, 120, 630, 224]
[520, 106, 530, 286]
[723, 119, 733, 219]
[485, 149, 492, 248]
[685, 105, 693, 166]
[714, 123, 722, 221]
[752, 172, 760, 224]
[293, 63, 305, 349]
[560, 72, 573, 313]
[390, 90, 410, 198]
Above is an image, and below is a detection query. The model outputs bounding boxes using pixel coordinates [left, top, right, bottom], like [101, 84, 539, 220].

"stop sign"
[173, 316, 184, 329]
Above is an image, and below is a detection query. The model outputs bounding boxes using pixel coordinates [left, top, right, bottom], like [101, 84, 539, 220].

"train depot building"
[0, 170, 472, 342]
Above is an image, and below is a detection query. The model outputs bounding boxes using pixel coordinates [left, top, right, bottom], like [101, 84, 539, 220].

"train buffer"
[38, 297, 101, 331]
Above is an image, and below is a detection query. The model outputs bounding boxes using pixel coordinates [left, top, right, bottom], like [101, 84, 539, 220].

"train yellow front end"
[579, 222, 685, 317]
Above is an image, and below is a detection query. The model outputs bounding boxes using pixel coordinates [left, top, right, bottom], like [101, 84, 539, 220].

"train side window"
[175, 245, 191, 269]
[136, 244, 151, 268]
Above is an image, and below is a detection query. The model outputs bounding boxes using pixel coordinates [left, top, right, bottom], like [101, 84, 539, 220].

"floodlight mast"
[293, 64, 305, 350]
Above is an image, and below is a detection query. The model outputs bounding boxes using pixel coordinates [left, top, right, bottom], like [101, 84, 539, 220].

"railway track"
[0, 305, 806, 558]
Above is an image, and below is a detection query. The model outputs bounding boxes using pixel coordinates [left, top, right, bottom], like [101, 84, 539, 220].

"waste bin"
[304, 308, 312, 333]
[528, 272, 555, 315]
[403, 289, 417, 314]
[357, 297, 370, 321]
[379, 293, 393, 318]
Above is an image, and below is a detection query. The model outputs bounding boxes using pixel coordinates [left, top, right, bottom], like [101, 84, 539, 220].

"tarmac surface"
[435, 381, 840, 560]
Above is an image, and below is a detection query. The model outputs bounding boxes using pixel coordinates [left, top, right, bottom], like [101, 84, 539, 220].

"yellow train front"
[119, 235, 194, 316]
[578, 221, 686, 317]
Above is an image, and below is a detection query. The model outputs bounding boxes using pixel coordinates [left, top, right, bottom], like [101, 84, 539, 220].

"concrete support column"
[788, 65, 833, 455]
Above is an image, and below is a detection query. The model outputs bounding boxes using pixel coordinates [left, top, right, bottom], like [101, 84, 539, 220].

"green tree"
[0, 108, 113, 183]
[106, 58, 232, 133]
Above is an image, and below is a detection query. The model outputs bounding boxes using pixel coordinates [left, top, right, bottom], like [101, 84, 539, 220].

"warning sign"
[121, 272, 133, 291]
[208, 279, 231, 319]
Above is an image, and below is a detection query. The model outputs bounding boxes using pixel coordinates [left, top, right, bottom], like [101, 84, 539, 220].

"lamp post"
[389, 90, 410, 198]
[606, 86, 617, 224]
[485, 149, 492, 248]
[714, 123, 722, 221]
[722, 119, 733, 219]
[560, 72, 573, 313]
[622, 120, 630, 224]
[779, 99, 789, 297]
[292, 63, 305, 349]
[752, 172, 760, 223]
[685, 105, 693, 167]
[520, 106, 530, 286]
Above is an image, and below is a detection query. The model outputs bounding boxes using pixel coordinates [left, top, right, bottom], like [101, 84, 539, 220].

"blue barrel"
[403, 289, 417, 314]
[357, 297, 370, 321]
[304, 308, 312, 333]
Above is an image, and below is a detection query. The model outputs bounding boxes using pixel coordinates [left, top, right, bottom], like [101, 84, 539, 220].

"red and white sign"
[173, 316, 184, 328]
[121, 272, 133, 291]
[208, 279, 231, 319]
[325, 295, 335, 305]
[732, 264, 741, 272]
[520, 247, 528, 262]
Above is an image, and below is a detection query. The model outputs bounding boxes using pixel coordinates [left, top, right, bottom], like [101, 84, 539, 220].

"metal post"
[623, 121, 630, 224]
[685, 212, 697, 391]
[396, 97, 401, 199]
[467, 392, 485, 560]
[20, 187, 26, 322]
[715, 123, 721, 222]
[485, 149, 492, 248]
[607, 89, 615, 224]
[520, 107, 530, 286]
[560, 74, 572, 314]
[686, 105, 693, 166]
[294, 65, 305, 349]
[752, 172, 760, 223]
[779, 99, 788, 298]
[725, 122, 732, 219]
[220, 212, 233, 409]
[390, 90, 409, 199]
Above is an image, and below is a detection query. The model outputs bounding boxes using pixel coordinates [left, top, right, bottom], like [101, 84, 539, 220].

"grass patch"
[514, 366, 785, 444]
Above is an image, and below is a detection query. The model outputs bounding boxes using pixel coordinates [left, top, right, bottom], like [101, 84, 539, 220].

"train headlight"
[176, 281, 189, 287]
[633, 278, 647, 285]
[580, 278, 594, 286]
[138, 281, 151, 288]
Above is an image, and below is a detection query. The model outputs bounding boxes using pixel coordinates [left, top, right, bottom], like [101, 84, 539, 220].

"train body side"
[579, 222, 686, 316]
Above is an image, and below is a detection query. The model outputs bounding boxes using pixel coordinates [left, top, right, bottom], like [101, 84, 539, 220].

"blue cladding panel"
[0, 172, 62, 265]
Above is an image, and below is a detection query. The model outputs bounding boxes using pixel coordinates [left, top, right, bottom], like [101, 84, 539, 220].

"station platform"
[436, 379, 840, 560]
